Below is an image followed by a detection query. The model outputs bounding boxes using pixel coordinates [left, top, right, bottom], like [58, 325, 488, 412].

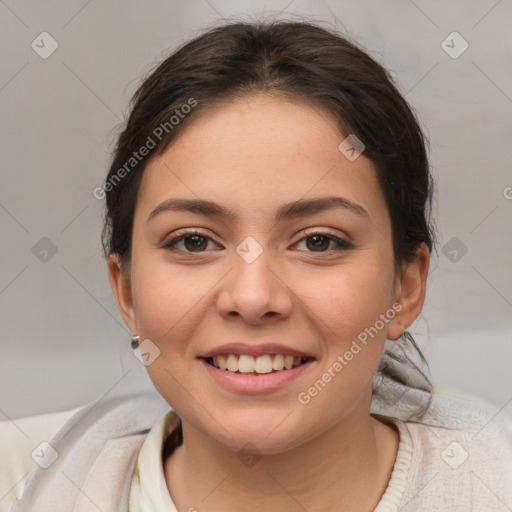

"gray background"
[1, 0, 511, 420]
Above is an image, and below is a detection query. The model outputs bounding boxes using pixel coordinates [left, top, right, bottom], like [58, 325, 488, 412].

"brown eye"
[183, 235, 208, 252]
[306, 235, 331, 251]
[163, 231, 217, 253]
[294, 232, 352, 253]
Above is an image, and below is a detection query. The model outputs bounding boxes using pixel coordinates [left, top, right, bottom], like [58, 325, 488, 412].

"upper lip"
[198, 343, 316, 359]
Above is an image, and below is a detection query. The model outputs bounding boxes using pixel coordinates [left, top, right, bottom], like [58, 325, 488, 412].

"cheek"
[303, 259, 394, 339]
[130, 257, 210, 410]
[298, 260, 394, 391]
[131, 253, 211, 344]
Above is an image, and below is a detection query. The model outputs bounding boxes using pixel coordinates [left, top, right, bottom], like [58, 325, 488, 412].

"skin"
[108, 92, 430, 512]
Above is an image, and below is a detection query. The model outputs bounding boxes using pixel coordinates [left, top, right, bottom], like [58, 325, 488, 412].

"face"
[109, 92, 425, 454]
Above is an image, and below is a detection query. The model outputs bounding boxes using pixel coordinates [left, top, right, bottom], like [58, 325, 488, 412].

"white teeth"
[238, 354, 255, 373]
[254, 355, 273, 374]
[209, 353, 307, 374]
[272, 354, 284, 370]
[226, 354, 238, 372]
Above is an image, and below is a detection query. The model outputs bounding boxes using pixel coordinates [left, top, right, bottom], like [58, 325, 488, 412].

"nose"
[216, 244, 293, 325]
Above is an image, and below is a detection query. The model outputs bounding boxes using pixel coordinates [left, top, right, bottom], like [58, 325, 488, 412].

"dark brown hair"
[101, 19, 436, 416]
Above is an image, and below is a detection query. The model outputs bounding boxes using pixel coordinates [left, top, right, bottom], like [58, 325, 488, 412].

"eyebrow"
[147, 196, 370, 224]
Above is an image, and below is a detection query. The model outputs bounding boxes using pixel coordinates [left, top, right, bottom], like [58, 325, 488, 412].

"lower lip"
[199, 358, 314, 393]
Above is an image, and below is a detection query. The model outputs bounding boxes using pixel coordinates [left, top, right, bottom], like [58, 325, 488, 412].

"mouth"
[201, 354, 315, 375]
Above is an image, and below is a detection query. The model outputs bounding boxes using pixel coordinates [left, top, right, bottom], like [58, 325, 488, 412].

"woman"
[3, 19, 511, 512]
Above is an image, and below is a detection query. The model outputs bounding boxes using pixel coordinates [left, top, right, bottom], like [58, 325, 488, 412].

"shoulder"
[400, 390, 512, 509]
[413, 389, 512, 449]
[9, 389, 171, 512]
[0, 407, 80, 512]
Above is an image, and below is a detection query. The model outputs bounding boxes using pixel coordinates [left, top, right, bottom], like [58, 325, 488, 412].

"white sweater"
[1, 383, 511, 511]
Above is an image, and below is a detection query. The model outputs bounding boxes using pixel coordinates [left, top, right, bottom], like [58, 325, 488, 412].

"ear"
[386, 242, 430, 341]
[107, 253, 137, 335]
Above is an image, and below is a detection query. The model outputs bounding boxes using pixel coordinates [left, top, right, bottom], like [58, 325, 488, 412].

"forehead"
[136, 93, 388, 228]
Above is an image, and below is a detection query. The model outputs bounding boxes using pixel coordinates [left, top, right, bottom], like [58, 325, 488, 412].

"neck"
[164, 397, 399, 512]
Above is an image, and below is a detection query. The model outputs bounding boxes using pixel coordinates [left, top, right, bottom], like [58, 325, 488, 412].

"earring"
[131, 335, 140, 349]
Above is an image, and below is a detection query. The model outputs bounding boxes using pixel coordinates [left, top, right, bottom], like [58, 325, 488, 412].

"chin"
[207, 413, 311, 455]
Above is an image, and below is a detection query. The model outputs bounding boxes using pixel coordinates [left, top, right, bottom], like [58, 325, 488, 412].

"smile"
[200, 355, 315, 393]
[205, 354, 312, 374]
